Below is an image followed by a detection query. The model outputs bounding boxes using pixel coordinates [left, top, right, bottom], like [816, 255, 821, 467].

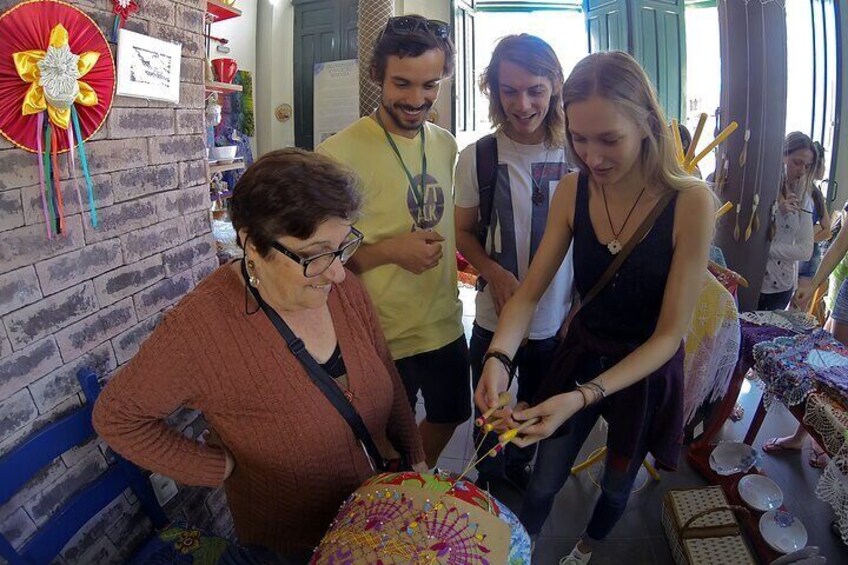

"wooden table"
[686, 320, 808, 563]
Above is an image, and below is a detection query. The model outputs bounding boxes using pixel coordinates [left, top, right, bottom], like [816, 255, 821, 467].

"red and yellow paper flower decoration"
[14, 23, 100, 130]
[111, 0, 139, 41]
[0, 0, 116, 237]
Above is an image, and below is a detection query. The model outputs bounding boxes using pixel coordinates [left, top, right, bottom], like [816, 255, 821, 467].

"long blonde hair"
[562, 51, 705, 193]
[479, 34, 566, 148]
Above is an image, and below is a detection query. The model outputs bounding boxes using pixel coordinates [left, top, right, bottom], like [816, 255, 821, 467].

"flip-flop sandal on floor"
[762, 438, 799, 454]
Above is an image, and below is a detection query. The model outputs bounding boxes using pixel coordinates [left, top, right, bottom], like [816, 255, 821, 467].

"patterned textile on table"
[310, 471, 531, 564]
[803, 392, 848, 544]
[128, 520, 282, 564]
[810, 356, 848, 407]
[753, 329, 848, 410]
[738, 321, 794, 372]
[683, 271, 741, 425]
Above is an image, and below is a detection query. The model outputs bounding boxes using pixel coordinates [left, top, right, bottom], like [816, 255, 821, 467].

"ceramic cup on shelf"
[212, 58, 238, 84]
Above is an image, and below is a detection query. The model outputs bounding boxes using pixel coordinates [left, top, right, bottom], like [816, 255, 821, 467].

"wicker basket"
[661, 486, 756, 564]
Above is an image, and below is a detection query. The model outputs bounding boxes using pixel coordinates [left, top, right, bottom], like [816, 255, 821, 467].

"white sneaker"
[559, 543, 592, 565]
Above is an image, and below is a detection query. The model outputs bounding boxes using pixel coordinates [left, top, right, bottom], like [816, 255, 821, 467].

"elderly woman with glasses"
[94, 148, 427, 561]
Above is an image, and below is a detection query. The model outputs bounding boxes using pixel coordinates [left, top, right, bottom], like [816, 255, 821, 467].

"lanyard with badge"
[375, 111, 427, 228]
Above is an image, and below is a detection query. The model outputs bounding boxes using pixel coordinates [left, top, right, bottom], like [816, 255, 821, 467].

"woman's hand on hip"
[223, 449, 235, 480]
[509, 392, 585, 448]
[201, 428, 235, 481]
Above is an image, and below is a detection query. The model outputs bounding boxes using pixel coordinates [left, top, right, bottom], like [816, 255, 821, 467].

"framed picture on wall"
[116, 28, 181, 103]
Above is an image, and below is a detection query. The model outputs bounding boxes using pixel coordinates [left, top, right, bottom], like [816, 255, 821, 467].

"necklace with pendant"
[507, 133, 556, 206]
[601, 184, 647, 255]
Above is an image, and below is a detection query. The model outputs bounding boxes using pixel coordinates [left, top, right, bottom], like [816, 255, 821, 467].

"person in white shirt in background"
[758, 131, 816, 311]
[455, 34, 574, 496]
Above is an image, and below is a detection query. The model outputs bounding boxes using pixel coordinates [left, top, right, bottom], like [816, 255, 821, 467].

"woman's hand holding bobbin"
[508, 392, 585, 448]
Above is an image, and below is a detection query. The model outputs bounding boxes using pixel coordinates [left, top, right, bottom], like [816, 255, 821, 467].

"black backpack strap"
[242, 261, 387, 471]
[475, 133, 498, 246]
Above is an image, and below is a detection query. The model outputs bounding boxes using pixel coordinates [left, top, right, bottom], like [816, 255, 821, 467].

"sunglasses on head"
[383, 16, 450, 40]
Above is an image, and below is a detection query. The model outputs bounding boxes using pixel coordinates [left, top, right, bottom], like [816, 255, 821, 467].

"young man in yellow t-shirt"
[317, 15, 468, 468]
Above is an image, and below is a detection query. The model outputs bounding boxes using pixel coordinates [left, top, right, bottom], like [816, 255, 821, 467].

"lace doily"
[684, 273, 741, 424]
[804, 392, 848, 544]
[739, 310, 819, 333]
[804, 392, 848, 454]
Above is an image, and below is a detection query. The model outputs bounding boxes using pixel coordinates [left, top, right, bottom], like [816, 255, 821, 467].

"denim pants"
[518, 398, 653, 541]
[469, 323, 559, 480]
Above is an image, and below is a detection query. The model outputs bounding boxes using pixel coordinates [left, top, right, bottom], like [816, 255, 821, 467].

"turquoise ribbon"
[71, 107, 98, 228]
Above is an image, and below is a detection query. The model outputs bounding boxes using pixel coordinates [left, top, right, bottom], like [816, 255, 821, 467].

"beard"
[381, 99, 432, 132]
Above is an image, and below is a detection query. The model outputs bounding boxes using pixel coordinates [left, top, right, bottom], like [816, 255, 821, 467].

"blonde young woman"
[474, 51, 714, 564]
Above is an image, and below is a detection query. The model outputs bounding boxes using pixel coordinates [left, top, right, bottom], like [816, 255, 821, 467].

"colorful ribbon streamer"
[42, 119, 57, 235]
[71, 107, 98, 228]
[35, 112, 52, 239]
[66, 119, 84, 213]
[48, 121, 66, 234]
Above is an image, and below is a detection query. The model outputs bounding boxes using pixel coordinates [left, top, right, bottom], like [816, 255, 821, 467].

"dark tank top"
[572, 173, 677, 345]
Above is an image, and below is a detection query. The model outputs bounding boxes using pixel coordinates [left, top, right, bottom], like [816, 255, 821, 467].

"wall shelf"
[207, 0, 241, 23]
[205, 81, 243, 95]
[209, 160, 245, 175]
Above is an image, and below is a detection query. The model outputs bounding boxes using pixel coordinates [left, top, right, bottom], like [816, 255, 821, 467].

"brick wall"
[0, 0, 232, 562]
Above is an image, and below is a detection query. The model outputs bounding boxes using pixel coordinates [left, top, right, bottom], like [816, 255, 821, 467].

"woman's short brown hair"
[230, 148, 361, 256]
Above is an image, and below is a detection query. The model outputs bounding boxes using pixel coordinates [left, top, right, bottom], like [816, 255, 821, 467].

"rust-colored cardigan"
[93, 266, 425, 555]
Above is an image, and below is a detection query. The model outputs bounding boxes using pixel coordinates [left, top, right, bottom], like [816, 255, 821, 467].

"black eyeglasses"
[271, 227, 364, 278]
[383, 16, 450, 40]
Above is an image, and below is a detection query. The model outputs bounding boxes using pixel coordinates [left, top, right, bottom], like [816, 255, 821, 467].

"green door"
[584, 0, 629, 52]
[293, 0, 359, 150]
[631, 1, 686, 122]
[583, 0, 686, 122]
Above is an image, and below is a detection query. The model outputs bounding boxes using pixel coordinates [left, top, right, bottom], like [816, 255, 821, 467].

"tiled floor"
[419, 286, 848, 563]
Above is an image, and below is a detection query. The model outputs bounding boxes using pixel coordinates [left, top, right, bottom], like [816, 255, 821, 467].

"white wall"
[256, 0, 295, 154]
[211, 0, 258, 73]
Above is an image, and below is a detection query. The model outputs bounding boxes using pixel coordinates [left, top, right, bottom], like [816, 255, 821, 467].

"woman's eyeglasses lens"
[304, 234, 362, 277]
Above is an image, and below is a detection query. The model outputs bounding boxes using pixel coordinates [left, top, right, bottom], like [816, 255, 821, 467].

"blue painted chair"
[0, 368, 281, 564]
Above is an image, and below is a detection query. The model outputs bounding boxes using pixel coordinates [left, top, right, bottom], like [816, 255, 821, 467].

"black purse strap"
[242, 261, 387, 471]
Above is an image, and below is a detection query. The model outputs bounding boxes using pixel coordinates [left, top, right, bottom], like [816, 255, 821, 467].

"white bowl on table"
[210, 146, 238, 164]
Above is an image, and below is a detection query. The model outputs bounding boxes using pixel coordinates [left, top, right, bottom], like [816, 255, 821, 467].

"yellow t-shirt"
[317, 116, 463, 360]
